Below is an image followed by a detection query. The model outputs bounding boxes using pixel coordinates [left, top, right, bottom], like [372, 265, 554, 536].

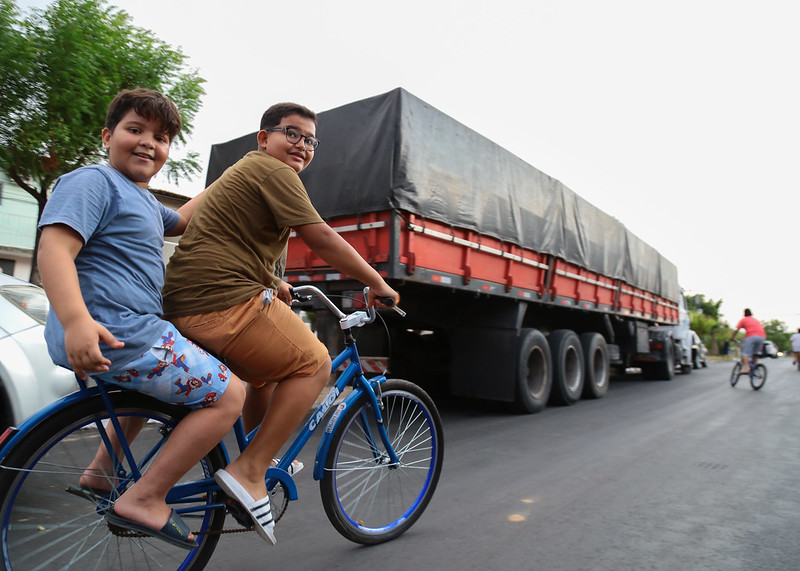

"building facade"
[0, 171, 38, 279]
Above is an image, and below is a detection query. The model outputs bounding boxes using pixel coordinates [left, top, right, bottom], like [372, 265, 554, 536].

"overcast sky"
[19, 0, 800, 331]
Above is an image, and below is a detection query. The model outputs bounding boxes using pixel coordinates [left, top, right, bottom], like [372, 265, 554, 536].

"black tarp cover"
[205, 88, 679, 302]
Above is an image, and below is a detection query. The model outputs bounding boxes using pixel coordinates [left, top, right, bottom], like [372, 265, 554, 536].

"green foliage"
[763, 319, 791, 352]
[686, 293, 723, 322]
[689, 312, 717, 339]
[0, 0, 205, 280]
[686, 293, 724, 353]
[1, 0, 205, 193]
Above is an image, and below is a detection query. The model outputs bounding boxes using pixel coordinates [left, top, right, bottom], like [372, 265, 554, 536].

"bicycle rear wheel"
[0, 392, 226, 570]
[320, 379, 444, 545]
[730, 362, 742, 386]
[750, 364, 767, 390]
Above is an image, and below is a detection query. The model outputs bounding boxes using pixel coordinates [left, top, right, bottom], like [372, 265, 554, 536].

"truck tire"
[642, 340, 675, 380]
[512, 328, 552, 414]
[580, 332, 609, 399]
[548, 330, 584, 406]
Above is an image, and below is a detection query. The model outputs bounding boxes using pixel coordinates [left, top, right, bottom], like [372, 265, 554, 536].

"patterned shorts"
[95, 323, 231, 409]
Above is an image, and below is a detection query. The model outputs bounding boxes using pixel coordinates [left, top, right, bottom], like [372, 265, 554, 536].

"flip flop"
[105, 508, 199, 550]
[272, 458, 304, 476]
[214, 468, 276, 545]
[66, 484, 114, 505]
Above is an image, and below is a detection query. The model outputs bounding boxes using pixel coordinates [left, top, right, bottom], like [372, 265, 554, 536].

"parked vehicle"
[0, 274, 77, 428]
[691, 331, 709, 368]
[206, 88, 685, 414]
[760, 340, 781, 359]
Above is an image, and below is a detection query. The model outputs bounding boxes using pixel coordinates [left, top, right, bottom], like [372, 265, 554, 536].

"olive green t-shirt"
[162, 151, 323, 318]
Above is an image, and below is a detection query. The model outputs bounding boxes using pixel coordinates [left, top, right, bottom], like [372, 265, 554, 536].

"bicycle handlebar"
[290, 285, 405, 330]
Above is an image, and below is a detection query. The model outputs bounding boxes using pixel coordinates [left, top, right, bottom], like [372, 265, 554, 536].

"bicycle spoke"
[0, 393, 227, 569]
[321, 382, 442, 544]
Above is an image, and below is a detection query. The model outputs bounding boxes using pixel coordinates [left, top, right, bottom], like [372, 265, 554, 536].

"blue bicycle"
[0, 286, 444, 570]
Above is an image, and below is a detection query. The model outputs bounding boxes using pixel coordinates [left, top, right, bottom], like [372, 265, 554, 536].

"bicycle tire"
[730, 362, 742, 386]
[0, 391, 227, 570]
[320, 379, 444, 545]
[750, 364, 767, 390]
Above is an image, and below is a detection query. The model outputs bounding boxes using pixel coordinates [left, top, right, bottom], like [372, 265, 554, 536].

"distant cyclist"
[790, 328, 800, 367]
[730, 308, 766, 374]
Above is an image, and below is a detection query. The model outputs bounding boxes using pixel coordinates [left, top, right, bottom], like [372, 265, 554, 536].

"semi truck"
[205, 88, 687, 413]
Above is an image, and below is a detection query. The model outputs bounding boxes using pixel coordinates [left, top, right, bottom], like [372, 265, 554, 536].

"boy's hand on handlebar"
[367, 285, 399, 310]
[277, 280, 293, 304]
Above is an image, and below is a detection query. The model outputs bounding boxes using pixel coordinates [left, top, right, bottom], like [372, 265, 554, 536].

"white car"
[0, 274, 77, 428]
[760, 340, 781, 359]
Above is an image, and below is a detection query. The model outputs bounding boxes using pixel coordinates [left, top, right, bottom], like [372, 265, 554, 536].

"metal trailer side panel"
[206, 88, 681, 306]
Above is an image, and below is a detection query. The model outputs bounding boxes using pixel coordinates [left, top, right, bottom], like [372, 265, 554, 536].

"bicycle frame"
[0, 293, 402, 521]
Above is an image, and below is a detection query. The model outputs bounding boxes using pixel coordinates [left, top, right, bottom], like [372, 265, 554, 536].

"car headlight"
[0, 285, 50, 325]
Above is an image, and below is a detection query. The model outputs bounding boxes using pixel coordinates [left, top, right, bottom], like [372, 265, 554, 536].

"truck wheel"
[512, 328, 552, 414]
[580, 332, 609, 399]
[548, 330, 584, 406]
[642, 340, 675, 380]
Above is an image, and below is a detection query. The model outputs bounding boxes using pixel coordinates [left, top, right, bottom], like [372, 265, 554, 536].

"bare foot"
[112, 492, 196, 543]
[270, 458, 303, 472]
[79, 466, 116, 493]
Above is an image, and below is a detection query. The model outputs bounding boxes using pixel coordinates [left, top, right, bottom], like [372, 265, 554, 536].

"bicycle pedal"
[224, 497, 254, 529]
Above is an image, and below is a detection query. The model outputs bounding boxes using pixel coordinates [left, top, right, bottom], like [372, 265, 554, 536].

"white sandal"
[214, 468, 276, 545]
[272, 458, 304, 476]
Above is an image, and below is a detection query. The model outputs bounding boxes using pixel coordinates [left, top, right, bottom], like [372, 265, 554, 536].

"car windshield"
[0, 285, 50, 325]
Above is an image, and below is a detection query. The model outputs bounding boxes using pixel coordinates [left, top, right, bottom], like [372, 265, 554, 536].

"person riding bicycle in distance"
[37, 88, 246, 550]
[730, 308, 766, 374]
[161, 102, 398, 545]
[790, 328, 800, 367]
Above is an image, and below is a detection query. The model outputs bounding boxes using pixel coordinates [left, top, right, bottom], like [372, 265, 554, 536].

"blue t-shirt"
[39, 165, 179, 370]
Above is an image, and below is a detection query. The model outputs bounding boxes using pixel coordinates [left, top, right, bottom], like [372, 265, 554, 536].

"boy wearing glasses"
[162, 103, 398, 544]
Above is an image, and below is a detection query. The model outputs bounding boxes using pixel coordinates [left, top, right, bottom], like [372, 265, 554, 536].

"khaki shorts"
[172, 291, 329, 388]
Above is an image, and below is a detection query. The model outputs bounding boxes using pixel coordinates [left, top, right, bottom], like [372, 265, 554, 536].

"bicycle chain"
[109, 524, 253, 538]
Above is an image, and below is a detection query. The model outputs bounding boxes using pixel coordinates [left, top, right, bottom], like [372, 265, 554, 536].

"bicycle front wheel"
[730, 362, 742, 386]
[320, 379, 444, 545]
[0, 392, 226, 570]
[750, 364, 767, 390]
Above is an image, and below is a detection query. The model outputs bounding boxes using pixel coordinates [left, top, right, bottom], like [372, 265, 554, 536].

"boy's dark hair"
[105, 88, 182, 141]
[260, 103, 316, 131]
[744, 308, 752, 317]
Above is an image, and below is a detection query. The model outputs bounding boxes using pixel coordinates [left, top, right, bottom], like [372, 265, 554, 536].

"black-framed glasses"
[266, 126, 319, 151]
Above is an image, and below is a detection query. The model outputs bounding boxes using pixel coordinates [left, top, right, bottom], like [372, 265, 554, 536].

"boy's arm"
[38, 224, 124, 379]
[295, 222, 398, 307]
[166, 188, 208, 236]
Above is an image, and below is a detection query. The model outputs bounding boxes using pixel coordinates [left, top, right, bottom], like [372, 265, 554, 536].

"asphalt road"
[206, 358, 800, 570]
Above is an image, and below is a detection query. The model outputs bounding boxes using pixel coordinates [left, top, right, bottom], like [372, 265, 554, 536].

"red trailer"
[206, 89, 683, 413]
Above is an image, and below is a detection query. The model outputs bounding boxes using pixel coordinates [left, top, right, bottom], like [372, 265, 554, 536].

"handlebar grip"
[290, 287, 313, 302]
[377, 296, 396, 307]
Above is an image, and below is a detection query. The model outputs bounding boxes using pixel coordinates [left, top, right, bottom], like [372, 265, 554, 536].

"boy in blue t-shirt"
[38, 88, 245, 550]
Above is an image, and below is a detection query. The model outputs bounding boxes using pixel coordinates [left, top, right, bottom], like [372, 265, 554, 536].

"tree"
[763, 319, 791, 352]
[687, 293, 724, 354]
[0, 0, 205, 282]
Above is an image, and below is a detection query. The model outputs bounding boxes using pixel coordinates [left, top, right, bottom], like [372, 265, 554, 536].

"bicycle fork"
[358, 381, 401, 467]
